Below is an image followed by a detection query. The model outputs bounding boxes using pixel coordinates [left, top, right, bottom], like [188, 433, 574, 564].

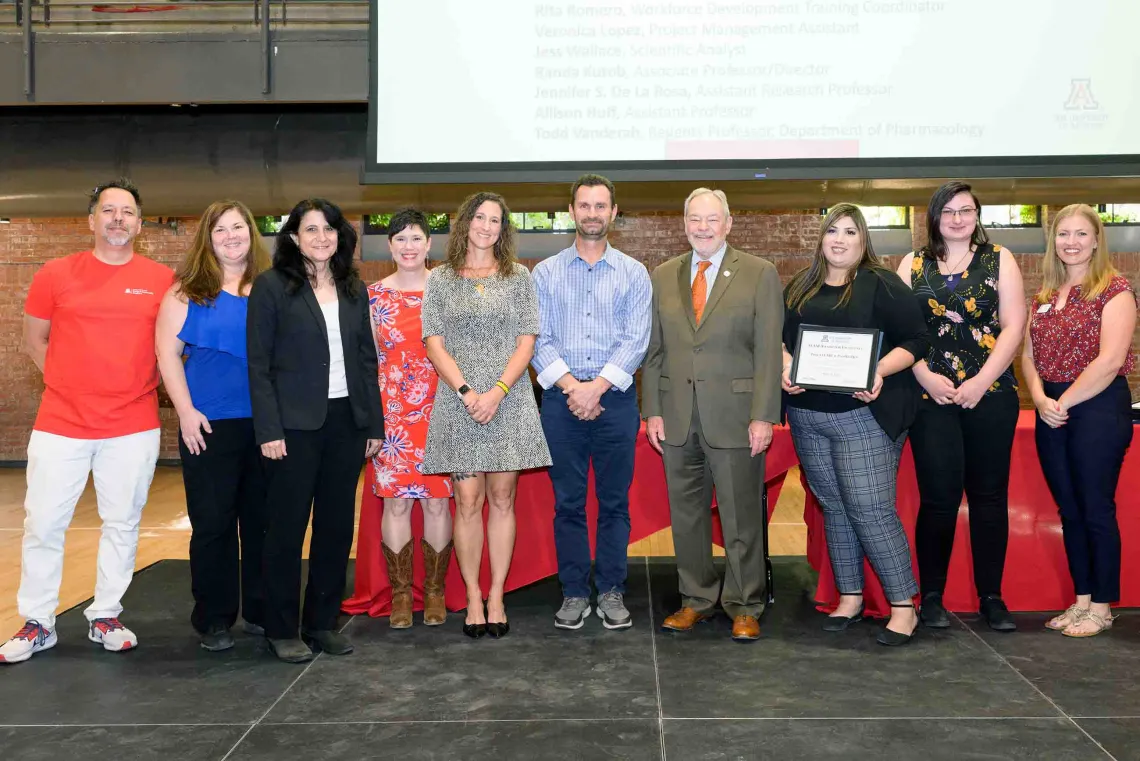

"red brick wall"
[1, 211, 1137, 461]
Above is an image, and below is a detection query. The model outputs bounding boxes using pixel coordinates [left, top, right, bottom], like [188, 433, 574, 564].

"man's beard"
[576, 219, 609, 240]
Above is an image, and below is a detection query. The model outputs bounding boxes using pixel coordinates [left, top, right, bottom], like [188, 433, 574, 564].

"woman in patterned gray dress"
[421, 191, 552, 638]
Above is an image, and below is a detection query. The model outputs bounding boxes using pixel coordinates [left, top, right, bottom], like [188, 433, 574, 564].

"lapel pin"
[723, 270, 731, 277]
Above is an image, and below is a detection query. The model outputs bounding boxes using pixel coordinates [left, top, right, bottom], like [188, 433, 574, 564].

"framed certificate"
[790, 325, 881, 394]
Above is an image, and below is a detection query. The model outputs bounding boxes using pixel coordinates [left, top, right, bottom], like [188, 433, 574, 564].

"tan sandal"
[1062, 610, 1114, 638]
[1046, 604, 1087, 631]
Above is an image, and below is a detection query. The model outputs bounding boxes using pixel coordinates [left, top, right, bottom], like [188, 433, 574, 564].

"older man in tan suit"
[642, 188, 783, 642]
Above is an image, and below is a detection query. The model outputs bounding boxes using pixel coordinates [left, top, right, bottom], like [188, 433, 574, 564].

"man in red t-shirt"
[0, 180, 175, 664]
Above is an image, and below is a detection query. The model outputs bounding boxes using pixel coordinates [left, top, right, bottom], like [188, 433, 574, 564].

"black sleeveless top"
[908, 242, 1017, 394]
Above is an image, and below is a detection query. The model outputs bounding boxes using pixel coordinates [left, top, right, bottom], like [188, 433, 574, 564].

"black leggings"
[910, 390, 1019, 599]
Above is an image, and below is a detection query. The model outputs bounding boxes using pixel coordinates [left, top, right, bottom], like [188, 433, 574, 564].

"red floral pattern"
[367, 284, 452, 499]
[1030, 275, 1136, 383]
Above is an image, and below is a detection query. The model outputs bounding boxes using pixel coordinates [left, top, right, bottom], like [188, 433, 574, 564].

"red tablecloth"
[807, 411, 1140, 617]
[342, 424, 798, 616]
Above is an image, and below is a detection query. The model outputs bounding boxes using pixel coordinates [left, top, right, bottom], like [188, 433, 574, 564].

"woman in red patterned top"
[368, 208, 454, 629]
[1022, 203, 1136, 638]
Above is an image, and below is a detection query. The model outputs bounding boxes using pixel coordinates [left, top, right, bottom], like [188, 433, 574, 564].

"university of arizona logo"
[124, 288, 154, 295]
[1064, 79, 1099, 111]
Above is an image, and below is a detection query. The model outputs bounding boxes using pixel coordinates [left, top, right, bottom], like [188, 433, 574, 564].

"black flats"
[877, 602, 919, 647]
[822, 606, 864, 632]
[919, 592, 951, 628]
[979, 595, 1017, 632]
[462, 621, 486, 639]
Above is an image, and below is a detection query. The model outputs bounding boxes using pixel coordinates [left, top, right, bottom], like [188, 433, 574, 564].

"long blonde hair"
[1038, 203, 1116, 303]
[785, 204, 888, 313]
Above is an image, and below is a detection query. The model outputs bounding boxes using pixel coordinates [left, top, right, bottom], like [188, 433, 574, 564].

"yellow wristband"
[496, 380, 511, 395]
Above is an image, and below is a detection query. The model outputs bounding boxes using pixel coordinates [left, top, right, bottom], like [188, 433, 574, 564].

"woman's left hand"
[951, 377, 988, 409]
[853, 373, 883, 403]
[364, 438, 382, 458]
[468, 390, 503, 424]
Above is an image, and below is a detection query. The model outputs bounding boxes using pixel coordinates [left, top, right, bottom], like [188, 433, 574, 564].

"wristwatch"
[457, 384, 472, 399]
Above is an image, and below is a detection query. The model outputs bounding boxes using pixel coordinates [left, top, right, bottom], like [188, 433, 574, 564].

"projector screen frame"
[362, 0, 1140, 186]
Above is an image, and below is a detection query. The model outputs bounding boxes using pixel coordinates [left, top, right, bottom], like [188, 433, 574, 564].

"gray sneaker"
[597, 590, 632, 629]
[554, 597, 592, 630]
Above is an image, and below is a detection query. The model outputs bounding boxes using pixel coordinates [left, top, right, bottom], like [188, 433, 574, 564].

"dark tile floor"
[1, 558, 1136, 760]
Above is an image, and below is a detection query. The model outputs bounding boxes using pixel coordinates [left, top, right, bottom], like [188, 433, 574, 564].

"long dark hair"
[274, 198, 361, 299]
[785, 204, 889, 313]
[445, 192, 518, 278]
[922, 180, 989, 262]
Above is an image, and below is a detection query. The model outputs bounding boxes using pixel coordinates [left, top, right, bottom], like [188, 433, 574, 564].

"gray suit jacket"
[641, 246, 783, 449]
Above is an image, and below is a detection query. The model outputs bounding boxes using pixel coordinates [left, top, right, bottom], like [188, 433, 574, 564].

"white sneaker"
[0, 620, 57, 664]
[88, 618, 138, 652]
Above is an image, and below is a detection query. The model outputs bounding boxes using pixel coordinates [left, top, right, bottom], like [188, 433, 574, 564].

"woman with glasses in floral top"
[896, 181, 1026, 633]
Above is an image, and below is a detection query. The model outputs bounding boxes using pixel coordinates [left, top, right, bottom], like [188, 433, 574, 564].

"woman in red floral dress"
[368, 208, 454, 628]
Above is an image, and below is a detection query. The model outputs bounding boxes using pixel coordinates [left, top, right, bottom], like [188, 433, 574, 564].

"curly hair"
[273, 198, 362, 299]
[444, 192, 517, 277]
[177, 200, 271, 305]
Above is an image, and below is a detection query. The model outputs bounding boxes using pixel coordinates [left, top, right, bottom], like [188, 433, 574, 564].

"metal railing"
[2, 0, 368, 27]
[0, 0, 368, 97]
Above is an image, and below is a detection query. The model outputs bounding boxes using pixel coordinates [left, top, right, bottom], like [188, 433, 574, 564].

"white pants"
[18, 429, 160, 630]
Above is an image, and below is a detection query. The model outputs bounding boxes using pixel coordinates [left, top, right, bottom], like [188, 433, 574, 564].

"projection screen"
[364, 0, 1140, 183]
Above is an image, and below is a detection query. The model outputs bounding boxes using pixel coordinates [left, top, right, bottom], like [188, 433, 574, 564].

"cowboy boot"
[421, 538, 453, 626]
[382, 541, 413, 629]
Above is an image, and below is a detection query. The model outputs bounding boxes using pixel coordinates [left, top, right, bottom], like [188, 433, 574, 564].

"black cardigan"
[246, 268, 384, 446]
[782, 266, 929, 441]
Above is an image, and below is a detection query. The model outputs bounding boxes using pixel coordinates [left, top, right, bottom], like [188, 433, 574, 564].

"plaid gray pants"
[788, 405, 918, 602]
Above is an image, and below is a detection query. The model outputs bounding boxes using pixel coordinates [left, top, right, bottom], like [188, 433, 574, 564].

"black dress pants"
[910, 390, 1019, 599]
[261, 398, 367, 640]
[180, 417, 267, 634]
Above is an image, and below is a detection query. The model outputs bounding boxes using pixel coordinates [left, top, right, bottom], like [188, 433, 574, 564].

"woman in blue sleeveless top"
[156, 200, 272, 651]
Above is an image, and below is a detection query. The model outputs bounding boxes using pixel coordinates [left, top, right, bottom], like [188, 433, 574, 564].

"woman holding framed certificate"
[781, 204, 929, 646]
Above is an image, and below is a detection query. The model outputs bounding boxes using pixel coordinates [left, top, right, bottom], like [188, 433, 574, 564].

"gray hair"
[683, 187, 731, 218]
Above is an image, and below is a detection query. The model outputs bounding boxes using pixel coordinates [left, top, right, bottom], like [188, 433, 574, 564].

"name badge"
[1037, 303, 1052, 313]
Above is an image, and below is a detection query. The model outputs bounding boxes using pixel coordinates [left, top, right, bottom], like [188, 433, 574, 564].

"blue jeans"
[541, 385, 640, 598]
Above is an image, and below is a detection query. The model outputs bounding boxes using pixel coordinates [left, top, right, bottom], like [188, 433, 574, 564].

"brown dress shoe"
[731, 615, 760, 641]
[381, 541, 414, 629]
[662, 607, 712, 632]
[421, 538, 452, 626]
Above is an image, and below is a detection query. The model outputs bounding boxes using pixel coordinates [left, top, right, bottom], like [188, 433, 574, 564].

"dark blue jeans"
[1036, 376, 1133, 603]
[541, 385, 640, 598]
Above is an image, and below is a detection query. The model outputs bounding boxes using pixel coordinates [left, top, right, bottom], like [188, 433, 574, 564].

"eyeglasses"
[941, 207, 977, 220]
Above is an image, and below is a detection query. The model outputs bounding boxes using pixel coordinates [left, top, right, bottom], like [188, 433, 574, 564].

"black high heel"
[822, 605, 864, 633]
[463, 602, 486, 639]
[486, 601, 509, 639]
[877, 602, 919, 647]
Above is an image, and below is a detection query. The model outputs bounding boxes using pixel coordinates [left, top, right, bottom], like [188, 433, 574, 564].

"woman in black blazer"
[247, 198, 384, 663]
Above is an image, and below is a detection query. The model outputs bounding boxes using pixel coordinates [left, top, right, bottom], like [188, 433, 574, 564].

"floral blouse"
[909, 242, 1017, 394]
[1030, 275, 1136, 383]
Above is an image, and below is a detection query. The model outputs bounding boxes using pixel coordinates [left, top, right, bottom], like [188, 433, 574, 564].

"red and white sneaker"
[88, 618, 138, 652]
[0, 620, 57, 664]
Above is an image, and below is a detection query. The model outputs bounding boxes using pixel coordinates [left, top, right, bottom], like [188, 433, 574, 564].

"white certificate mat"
[791, 326, 880, 393]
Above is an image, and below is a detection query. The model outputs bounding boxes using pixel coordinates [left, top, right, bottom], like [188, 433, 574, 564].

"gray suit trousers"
[661, 396, 768, 618]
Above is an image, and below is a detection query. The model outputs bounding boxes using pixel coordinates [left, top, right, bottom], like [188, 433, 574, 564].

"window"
[364, 213, 450, 235]
[509, 211, 575, 232]
[822, 206, 908, 229]
[255, 216, 288, 235]
[980, 205, 1040, 228]
[1097, 204, 1140, 225]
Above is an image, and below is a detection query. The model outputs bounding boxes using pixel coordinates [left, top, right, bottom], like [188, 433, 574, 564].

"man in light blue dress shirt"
[532, 174, 652, 630]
